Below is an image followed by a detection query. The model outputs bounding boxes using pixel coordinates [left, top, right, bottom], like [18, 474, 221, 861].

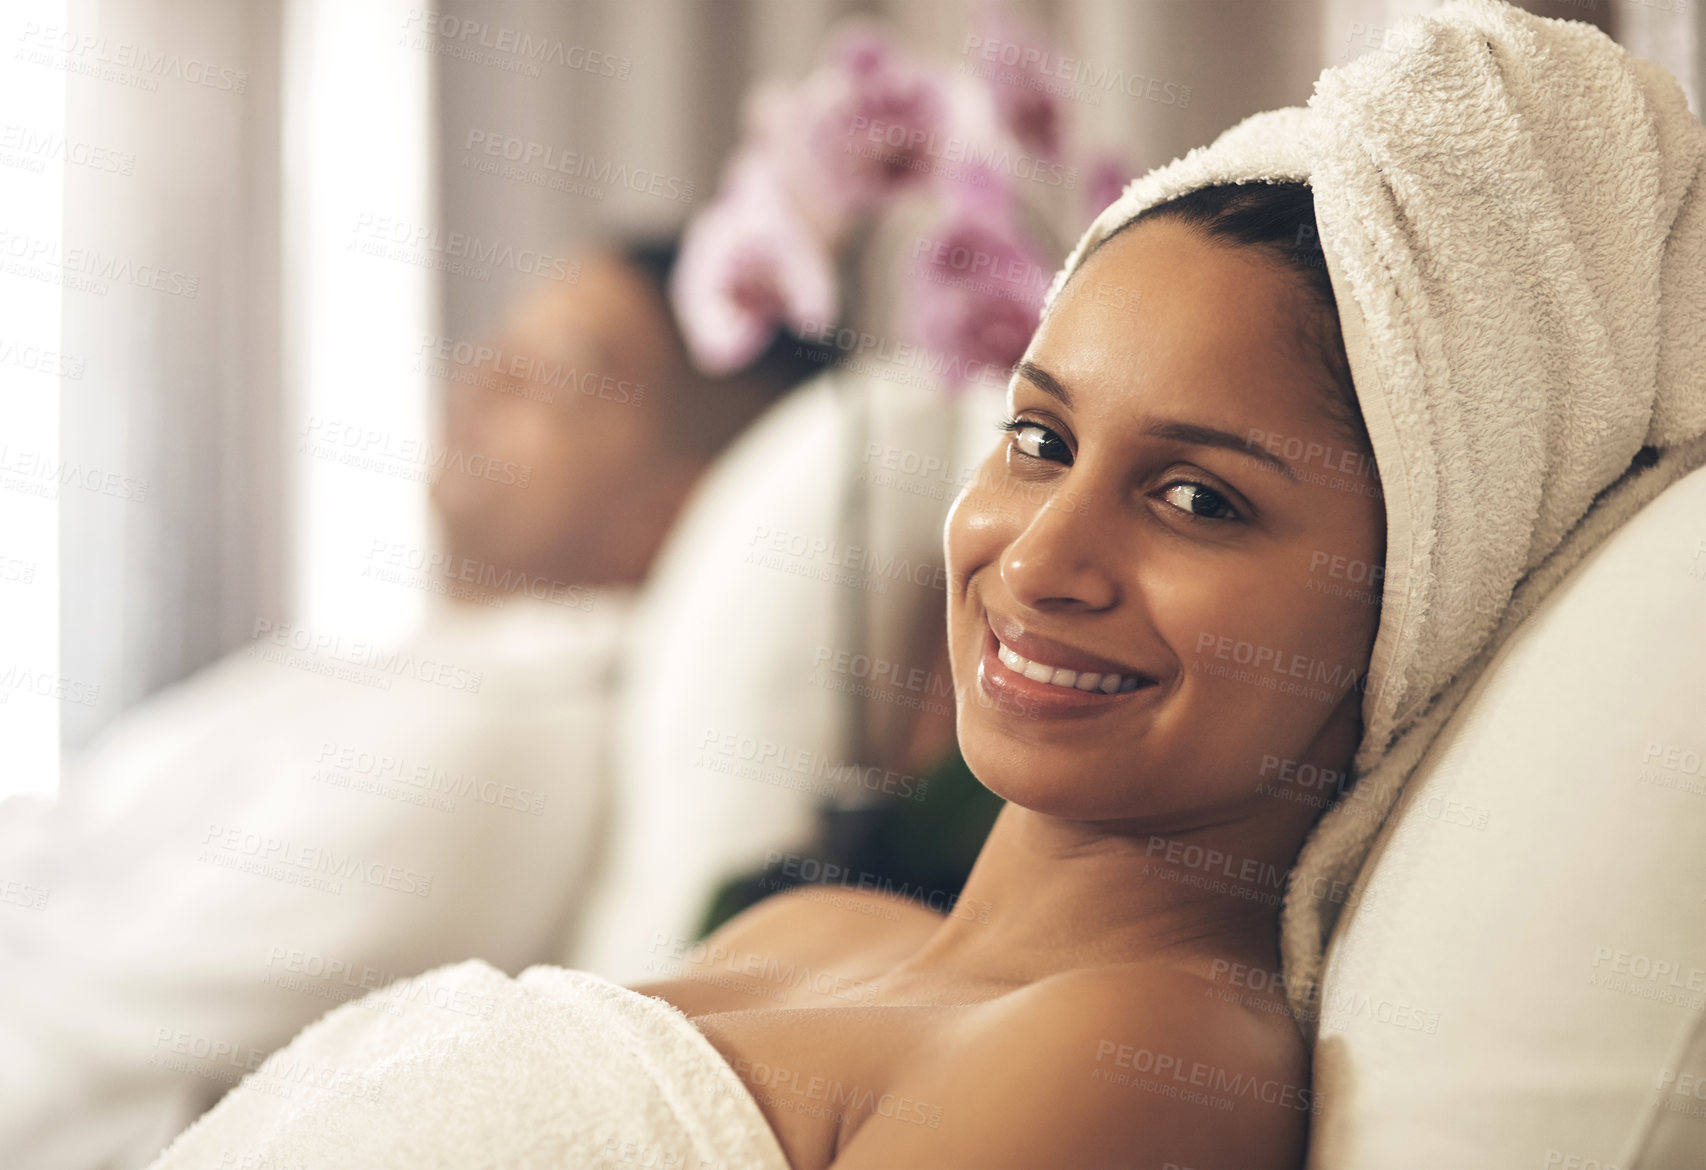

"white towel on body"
[143, 959, 793, 1170]
[1041, 0, 1706, 1033]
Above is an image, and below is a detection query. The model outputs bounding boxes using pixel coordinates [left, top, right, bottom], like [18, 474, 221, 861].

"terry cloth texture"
[143, 959, 793, 1170]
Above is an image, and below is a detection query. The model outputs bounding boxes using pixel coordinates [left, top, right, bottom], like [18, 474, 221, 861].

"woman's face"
[945, 217, 1385, 826]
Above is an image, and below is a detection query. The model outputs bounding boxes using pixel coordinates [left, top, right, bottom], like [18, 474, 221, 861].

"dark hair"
[1090, 182, 1371, 457]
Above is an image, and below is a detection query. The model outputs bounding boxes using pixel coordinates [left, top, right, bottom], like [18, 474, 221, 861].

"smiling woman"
[625, 183, 1380, 1170]
[954, 189, 1384, 826]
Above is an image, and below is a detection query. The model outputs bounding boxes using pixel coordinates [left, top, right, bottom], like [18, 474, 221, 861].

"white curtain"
[0, 0, 68, 797]
[52, 0, 288, 755]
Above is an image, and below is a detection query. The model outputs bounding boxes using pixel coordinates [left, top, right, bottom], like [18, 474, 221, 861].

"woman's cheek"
[945, 458, 1028, 583]
[1146, 557, 1257, 671]
[1280, 549, 1383, 694]
[1166, 572, 1320, 743]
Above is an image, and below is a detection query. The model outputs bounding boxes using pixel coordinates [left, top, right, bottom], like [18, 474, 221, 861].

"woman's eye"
[1159, 481, 1241, 522]
[998, 417, 1070, 464]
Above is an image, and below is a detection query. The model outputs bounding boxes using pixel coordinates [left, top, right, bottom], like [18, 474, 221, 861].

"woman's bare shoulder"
[828, 962, 1311, 1170]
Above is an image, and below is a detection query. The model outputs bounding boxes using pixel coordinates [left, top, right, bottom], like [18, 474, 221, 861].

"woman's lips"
[976, 625, 1160, 717]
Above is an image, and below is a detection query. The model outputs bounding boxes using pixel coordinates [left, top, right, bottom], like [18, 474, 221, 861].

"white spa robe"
[0, 590, 632, 1170]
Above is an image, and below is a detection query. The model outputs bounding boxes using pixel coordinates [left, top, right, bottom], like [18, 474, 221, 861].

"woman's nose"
[998, 486, 1118, 613]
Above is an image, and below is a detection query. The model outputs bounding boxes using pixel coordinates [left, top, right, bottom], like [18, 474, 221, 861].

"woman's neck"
[887, 796, 1319, 992]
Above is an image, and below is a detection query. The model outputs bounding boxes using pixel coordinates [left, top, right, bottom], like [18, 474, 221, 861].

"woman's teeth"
[996, 641, 1145, 694]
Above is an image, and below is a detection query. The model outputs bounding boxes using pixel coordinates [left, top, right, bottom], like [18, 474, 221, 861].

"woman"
[146, 4, 1706, 1168]
[631, 179, 1379, 1170]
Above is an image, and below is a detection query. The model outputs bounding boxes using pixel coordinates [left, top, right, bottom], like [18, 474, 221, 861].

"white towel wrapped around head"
[1042, 0, 1706, 1032]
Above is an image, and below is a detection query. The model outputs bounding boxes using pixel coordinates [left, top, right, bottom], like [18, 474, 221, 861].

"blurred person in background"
[0, 238, 832, 1170]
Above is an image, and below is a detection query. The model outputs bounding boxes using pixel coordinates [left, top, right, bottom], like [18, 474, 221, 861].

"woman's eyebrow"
[1012, 360, 1073, 407]
[1011, 360, 1299, 482]
[1145, 420, 1299, 482]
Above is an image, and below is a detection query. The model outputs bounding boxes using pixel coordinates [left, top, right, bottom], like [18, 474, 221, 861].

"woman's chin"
[961, 742, 1144, 822]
